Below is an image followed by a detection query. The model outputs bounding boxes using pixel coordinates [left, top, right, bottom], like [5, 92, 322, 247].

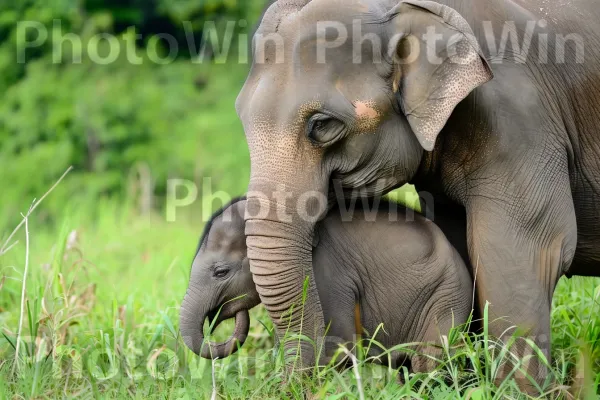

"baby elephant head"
[179, 198, 261, 359]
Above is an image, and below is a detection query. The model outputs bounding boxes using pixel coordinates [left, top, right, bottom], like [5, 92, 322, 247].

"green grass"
[0, 195, 599, 399]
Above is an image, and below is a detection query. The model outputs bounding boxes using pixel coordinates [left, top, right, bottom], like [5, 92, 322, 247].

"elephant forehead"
[205, 222, 245, 252]
[272, 0, 370, 31]
[261, 0, 379, 56]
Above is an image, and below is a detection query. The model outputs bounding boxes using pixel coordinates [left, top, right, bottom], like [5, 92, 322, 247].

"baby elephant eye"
[213, 268, 229, 279]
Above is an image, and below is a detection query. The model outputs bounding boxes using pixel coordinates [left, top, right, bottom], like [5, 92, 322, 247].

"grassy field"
[0, 186, 599, 399]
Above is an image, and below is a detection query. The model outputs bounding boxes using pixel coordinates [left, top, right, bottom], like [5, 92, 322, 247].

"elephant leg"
[411, 294, 470, 374]
[315, 284, 358, 366]
[466, 165, 577, 392]
[411, 325, 445, 374]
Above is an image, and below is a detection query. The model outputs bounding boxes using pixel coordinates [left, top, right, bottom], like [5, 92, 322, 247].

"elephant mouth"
[199, 309, 250, 360]
[328, 176, 404, 204]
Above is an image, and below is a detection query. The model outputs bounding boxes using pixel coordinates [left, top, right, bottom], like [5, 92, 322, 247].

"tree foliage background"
[1, 0, 269, 227]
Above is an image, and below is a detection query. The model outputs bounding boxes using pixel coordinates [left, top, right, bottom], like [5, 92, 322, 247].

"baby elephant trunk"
[200, 309, 250, 359]
[180, 288, 250, 359]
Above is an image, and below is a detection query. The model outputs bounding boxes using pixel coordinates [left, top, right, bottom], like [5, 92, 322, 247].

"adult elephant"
[236, 0, 600, 384]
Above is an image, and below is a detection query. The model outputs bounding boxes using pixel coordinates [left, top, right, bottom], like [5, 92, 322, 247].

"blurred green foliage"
[0, 0, 268, 228]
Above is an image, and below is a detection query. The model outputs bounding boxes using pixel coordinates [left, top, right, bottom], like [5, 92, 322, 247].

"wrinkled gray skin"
[180, 198, 473, 372]
[237, 0, 600, 385]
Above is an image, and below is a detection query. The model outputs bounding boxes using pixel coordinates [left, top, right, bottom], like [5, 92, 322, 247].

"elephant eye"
[306, 114, 345, 146]
[213, 267, 230, 279]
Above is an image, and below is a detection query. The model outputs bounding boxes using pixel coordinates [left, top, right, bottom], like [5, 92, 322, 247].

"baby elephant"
[180, 197, 473, 371]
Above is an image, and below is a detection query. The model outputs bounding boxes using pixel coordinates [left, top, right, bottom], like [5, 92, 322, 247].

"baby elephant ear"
[387, 0, 493, 151]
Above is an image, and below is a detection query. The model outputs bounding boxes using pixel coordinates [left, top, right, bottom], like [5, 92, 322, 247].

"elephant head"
[236, 0, 492, 363]
[180, 198, 261, 359]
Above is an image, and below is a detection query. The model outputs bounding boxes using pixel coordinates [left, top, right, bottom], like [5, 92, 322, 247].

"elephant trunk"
[245, 179, 327, 365]
[180, 286, 250, 359]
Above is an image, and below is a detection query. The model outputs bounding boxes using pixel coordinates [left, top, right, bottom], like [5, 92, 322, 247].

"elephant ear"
[387, 0, 493, 151]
